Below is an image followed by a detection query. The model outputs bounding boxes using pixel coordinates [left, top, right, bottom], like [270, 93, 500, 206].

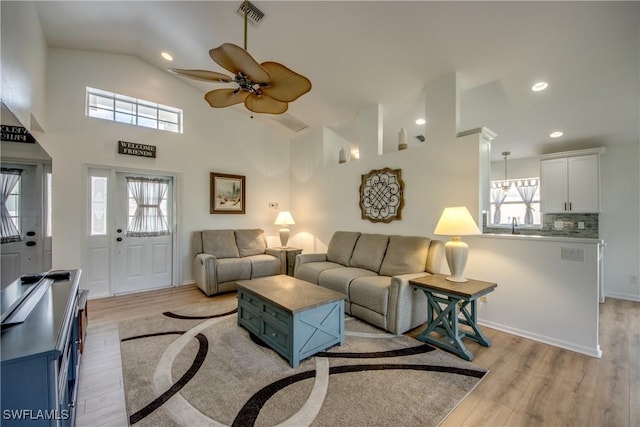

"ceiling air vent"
[272, 113, 308, 133]
[236, 1, 264, 26]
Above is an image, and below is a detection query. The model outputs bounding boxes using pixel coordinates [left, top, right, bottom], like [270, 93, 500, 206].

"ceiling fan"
[168, 1, 311, 116]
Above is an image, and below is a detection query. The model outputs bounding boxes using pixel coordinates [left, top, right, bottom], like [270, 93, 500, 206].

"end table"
[275, 247, 302, 276]
[409, 274, 497, 361]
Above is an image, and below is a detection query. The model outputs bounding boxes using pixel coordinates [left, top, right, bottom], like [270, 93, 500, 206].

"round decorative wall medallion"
[359, 168, 404, 223]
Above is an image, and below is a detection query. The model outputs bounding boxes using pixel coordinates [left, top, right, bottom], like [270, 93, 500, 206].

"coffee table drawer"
[239, 291, 262, 311]
[261, 302, 290, 328]
[261, 320, 290, 354]
[238, 303, 260, 335]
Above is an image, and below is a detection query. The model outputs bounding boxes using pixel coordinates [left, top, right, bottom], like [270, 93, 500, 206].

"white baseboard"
[603, 291, 640, 302]
[181, 280, 196, 286]
[478, 319, 602, 359]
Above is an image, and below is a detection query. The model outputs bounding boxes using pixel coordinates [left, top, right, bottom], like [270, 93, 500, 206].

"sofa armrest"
[426, 240, 444, 274]
[387, 272, 431, 334]
[265, 248, 287, 274]
[194, 253, 218, 296]
[296, 253, 328, 265]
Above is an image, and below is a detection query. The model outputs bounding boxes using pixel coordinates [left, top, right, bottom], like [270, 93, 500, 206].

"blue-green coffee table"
[237, 275, 346, 368]
[410, 274, 497, 361]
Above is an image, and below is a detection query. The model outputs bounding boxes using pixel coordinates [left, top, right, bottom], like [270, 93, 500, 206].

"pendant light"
[501, 151, 511, 192]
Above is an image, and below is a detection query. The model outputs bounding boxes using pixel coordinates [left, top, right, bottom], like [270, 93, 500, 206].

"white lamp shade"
[274, 211, 295, 226]
[433, 206, 480, 237]
[433, 206, 480, 283]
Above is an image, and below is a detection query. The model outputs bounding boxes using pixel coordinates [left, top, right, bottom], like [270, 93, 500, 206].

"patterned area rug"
[119, 299, 487, 427]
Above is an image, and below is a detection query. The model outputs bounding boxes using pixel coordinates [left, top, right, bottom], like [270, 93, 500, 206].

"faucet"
[512, 217, 520, 234]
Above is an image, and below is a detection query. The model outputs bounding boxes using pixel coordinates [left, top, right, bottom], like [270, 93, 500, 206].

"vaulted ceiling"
[33, 1, 639, 159]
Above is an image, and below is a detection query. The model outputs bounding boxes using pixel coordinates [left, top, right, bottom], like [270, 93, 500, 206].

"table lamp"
[274, 211, 295, 247]
[433, 206, 481, 282]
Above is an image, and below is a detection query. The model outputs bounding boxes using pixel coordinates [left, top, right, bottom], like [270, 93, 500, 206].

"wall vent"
[236, 1, 264, 26]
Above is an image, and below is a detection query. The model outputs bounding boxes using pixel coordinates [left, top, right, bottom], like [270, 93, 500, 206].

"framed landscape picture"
[210, 172, 245, 214]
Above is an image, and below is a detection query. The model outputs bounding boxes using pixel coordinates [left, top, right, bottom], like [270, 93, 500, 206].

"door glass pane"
[90, 176, 108, 236]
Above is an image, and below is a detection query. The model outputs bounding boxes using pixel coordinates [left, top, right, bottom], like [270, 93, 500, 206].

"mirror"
[1, 102, 52, 288]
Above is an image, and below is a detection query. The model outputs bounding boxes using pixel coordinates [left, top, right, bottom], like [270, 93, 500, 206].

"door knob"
[116, 237, 123, 242]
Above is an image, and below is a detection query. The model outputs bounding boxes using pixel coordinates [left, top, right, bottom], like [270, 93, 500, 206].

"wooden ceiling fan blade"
[245, 93, 288, 114]
[204, 89, 249, 108]
[260, 62, 312, 102]
[167, 69, 233, 83]
[210, 43, 271, 83]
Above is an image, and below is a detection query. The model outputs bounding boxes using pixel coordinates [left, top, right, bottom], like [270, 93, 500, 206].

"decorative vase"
[398, 128, 408, 150]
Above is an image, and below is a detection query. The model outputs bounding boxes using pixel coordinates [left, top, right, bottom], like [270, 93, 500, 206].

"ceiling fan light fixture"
[167, 0, 311, 116]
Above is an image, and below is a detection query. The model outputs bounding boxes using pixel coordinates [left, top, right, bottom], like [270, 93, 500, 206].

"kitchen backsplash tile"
[483, 213, 599, 238]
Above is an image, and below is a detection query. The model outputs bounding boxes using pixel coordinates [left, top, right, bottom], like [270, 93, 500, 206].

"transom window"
[86, 87, 183, 133]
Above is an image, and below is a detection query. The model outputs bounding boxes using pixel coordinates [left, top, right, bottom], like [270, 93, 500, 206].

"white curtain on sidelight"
[126, 177, 170, 237]
[1, 168, 23, 244]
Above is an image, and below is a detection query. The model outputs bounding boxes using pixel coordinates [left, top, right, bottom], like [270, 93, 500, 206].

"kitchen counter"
[480, 233, 604, 244]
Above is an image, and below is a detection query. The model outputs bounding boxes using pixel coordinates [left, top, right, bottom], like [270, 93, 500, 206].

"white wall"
[465, 235, 601, 357]
[0, 1, 47, 130]
[41, 49, 292, 297]
[288, 73, 482, 252]
[600, 143, 640, 301]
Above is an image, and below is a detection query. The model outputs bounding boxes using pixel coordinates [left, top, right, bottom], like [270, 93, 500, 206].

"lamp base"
[279, 228, 290, 247]
[444, 237, 469, 283]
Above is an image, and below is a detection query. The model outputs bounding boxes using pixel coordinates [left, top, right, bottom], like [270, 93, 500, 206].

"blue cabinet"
[1, 270, 82, 426]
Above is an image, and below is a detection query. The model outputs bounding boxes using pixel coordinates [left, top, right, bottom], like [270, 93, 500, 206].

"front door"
[0, 163, 42, 287]
[84, 168, 175, 297]
[112, 172, 173, 294]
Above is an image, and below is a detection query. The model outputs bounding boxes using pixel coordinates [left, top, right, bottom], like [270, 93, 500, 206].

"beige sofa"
[294, 231, 444, 334]
[193, 229, 285, 296]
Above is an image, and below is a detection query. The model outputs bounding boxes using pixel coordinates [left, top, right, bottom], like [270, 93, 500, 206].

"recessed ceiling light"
[550, 131, 564, 138]
[161, 52, 174, 61]
[415, 118, 426, 125]
[531, 81, 548, 92]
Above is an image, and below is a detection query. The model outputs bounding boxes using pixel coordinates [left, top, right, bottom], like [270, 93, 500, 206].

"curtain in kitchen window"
[126, 177, 170, 237]
[1, 168, 23, 244]
[490, 185, 508, 224]
[516, 179, 538, 225]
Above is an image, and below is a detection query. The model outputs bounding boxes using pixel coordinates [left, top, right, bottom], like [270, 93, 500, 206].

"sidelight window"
[1, 168, 23, 243]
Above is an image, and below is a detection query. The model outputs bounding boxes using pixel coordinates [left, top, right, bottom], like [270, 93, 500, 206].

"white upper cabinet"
[540, 149, 603, 213]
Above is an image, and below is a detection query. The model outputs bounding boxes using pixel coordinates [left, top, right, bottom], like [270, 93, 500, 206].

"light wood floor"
[76, 285, 639, 427]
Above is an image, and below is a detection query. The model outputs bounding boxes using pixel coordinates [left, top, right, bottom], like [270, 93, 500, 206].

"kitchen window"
[490, 178, 541, 226]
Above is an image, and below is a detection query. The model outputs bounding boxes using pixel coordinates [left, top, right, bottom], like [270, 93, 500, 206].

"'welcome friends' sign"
[117, 140, 156, 158]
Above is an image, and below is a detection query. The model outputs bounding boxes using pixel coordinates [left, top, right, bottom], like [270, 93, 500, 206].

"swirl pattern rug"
[118, 299, 487, 427]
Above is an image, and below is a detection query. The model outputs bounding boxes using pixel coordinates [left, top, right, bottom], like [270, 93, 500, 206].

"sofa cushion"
[349, 234, 389, 273]
[326, 231, 361, 266]
[202, 230, 239, 258]
[235, 229, 266, 257]
[296, 261, 343, 285]
[379, 235, 430, 276]
[246, 254, 281, 278]
[318, 267, 378, 297]
[216, 257, 251, 282]
[349, 276, 392, 316]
